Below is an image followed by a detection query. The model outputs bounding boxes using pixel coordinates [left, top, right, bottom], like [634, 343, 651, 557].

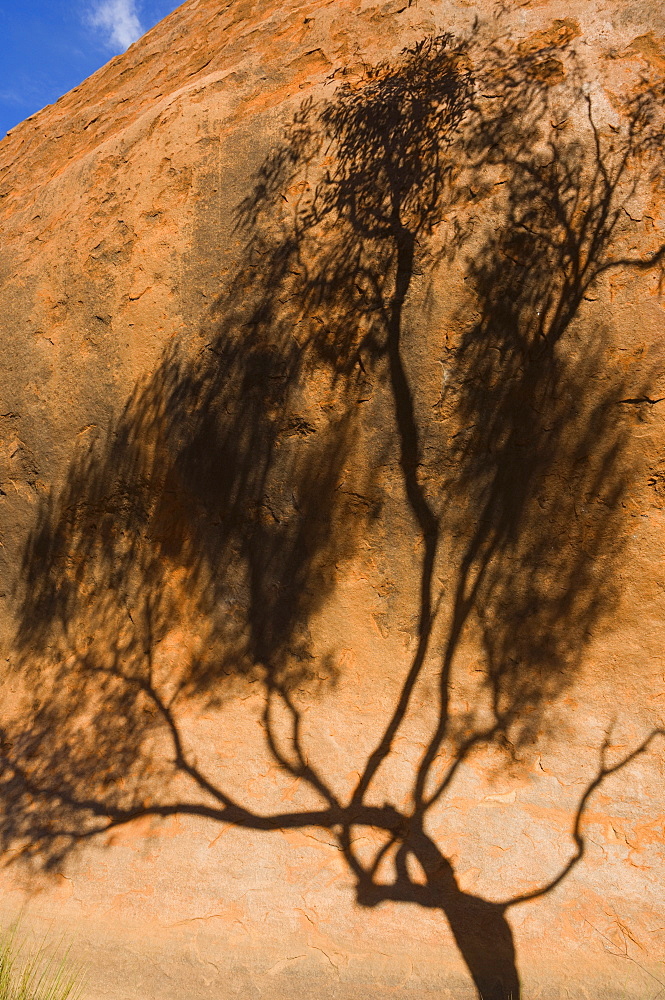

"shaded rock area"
[1, 1, 665, 997]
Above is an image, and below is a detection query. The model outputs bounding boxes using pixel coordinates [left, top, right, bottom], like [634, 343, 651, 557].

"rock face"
[2, 1, 665, 997]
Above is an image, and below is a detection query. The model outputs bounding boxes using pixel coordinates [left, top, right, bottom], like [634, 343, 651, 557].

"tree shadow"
[2, 28, 665, 1000]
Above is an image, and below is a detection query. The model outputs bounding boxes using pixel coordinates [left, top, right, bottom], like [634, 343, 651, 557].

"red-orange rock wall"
[1, 1, 665, 997]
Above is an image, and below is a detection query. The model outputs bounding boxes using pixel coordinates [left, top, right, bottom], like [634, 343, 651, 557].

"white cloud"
[89, 0, 144, 52]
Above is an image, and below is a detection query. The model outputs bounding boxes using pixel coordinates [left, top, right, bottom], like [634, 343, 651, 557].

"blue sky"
[0, 1, 181, 140]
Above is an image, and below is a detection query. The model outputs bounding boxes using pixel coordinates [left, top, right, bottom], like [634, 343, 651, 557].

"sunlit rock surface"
[1, 1, 665, 997]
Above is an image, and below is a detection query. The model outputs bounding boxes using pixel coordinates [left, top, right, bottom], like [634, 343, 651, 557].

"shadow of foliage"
[2, 27, 665, 1000]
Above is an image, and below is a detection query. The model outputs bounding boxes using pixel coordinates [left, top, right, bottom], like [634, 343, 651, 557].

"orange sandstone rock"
[1, 1, 665, 998]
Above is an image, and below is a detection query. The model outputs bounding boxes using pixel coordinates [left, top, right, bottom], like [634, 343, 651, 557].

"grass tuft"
[0, 926, 83, 1000]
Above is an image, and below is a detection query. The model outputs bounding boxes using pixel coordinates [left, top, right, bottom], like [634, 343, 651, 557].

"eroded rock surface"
[1, 1, 665, 997]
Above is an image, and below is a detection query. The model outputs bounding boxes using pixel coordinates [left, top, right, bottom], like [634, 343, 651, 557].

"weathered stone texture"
[1, 1, 665, 997]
